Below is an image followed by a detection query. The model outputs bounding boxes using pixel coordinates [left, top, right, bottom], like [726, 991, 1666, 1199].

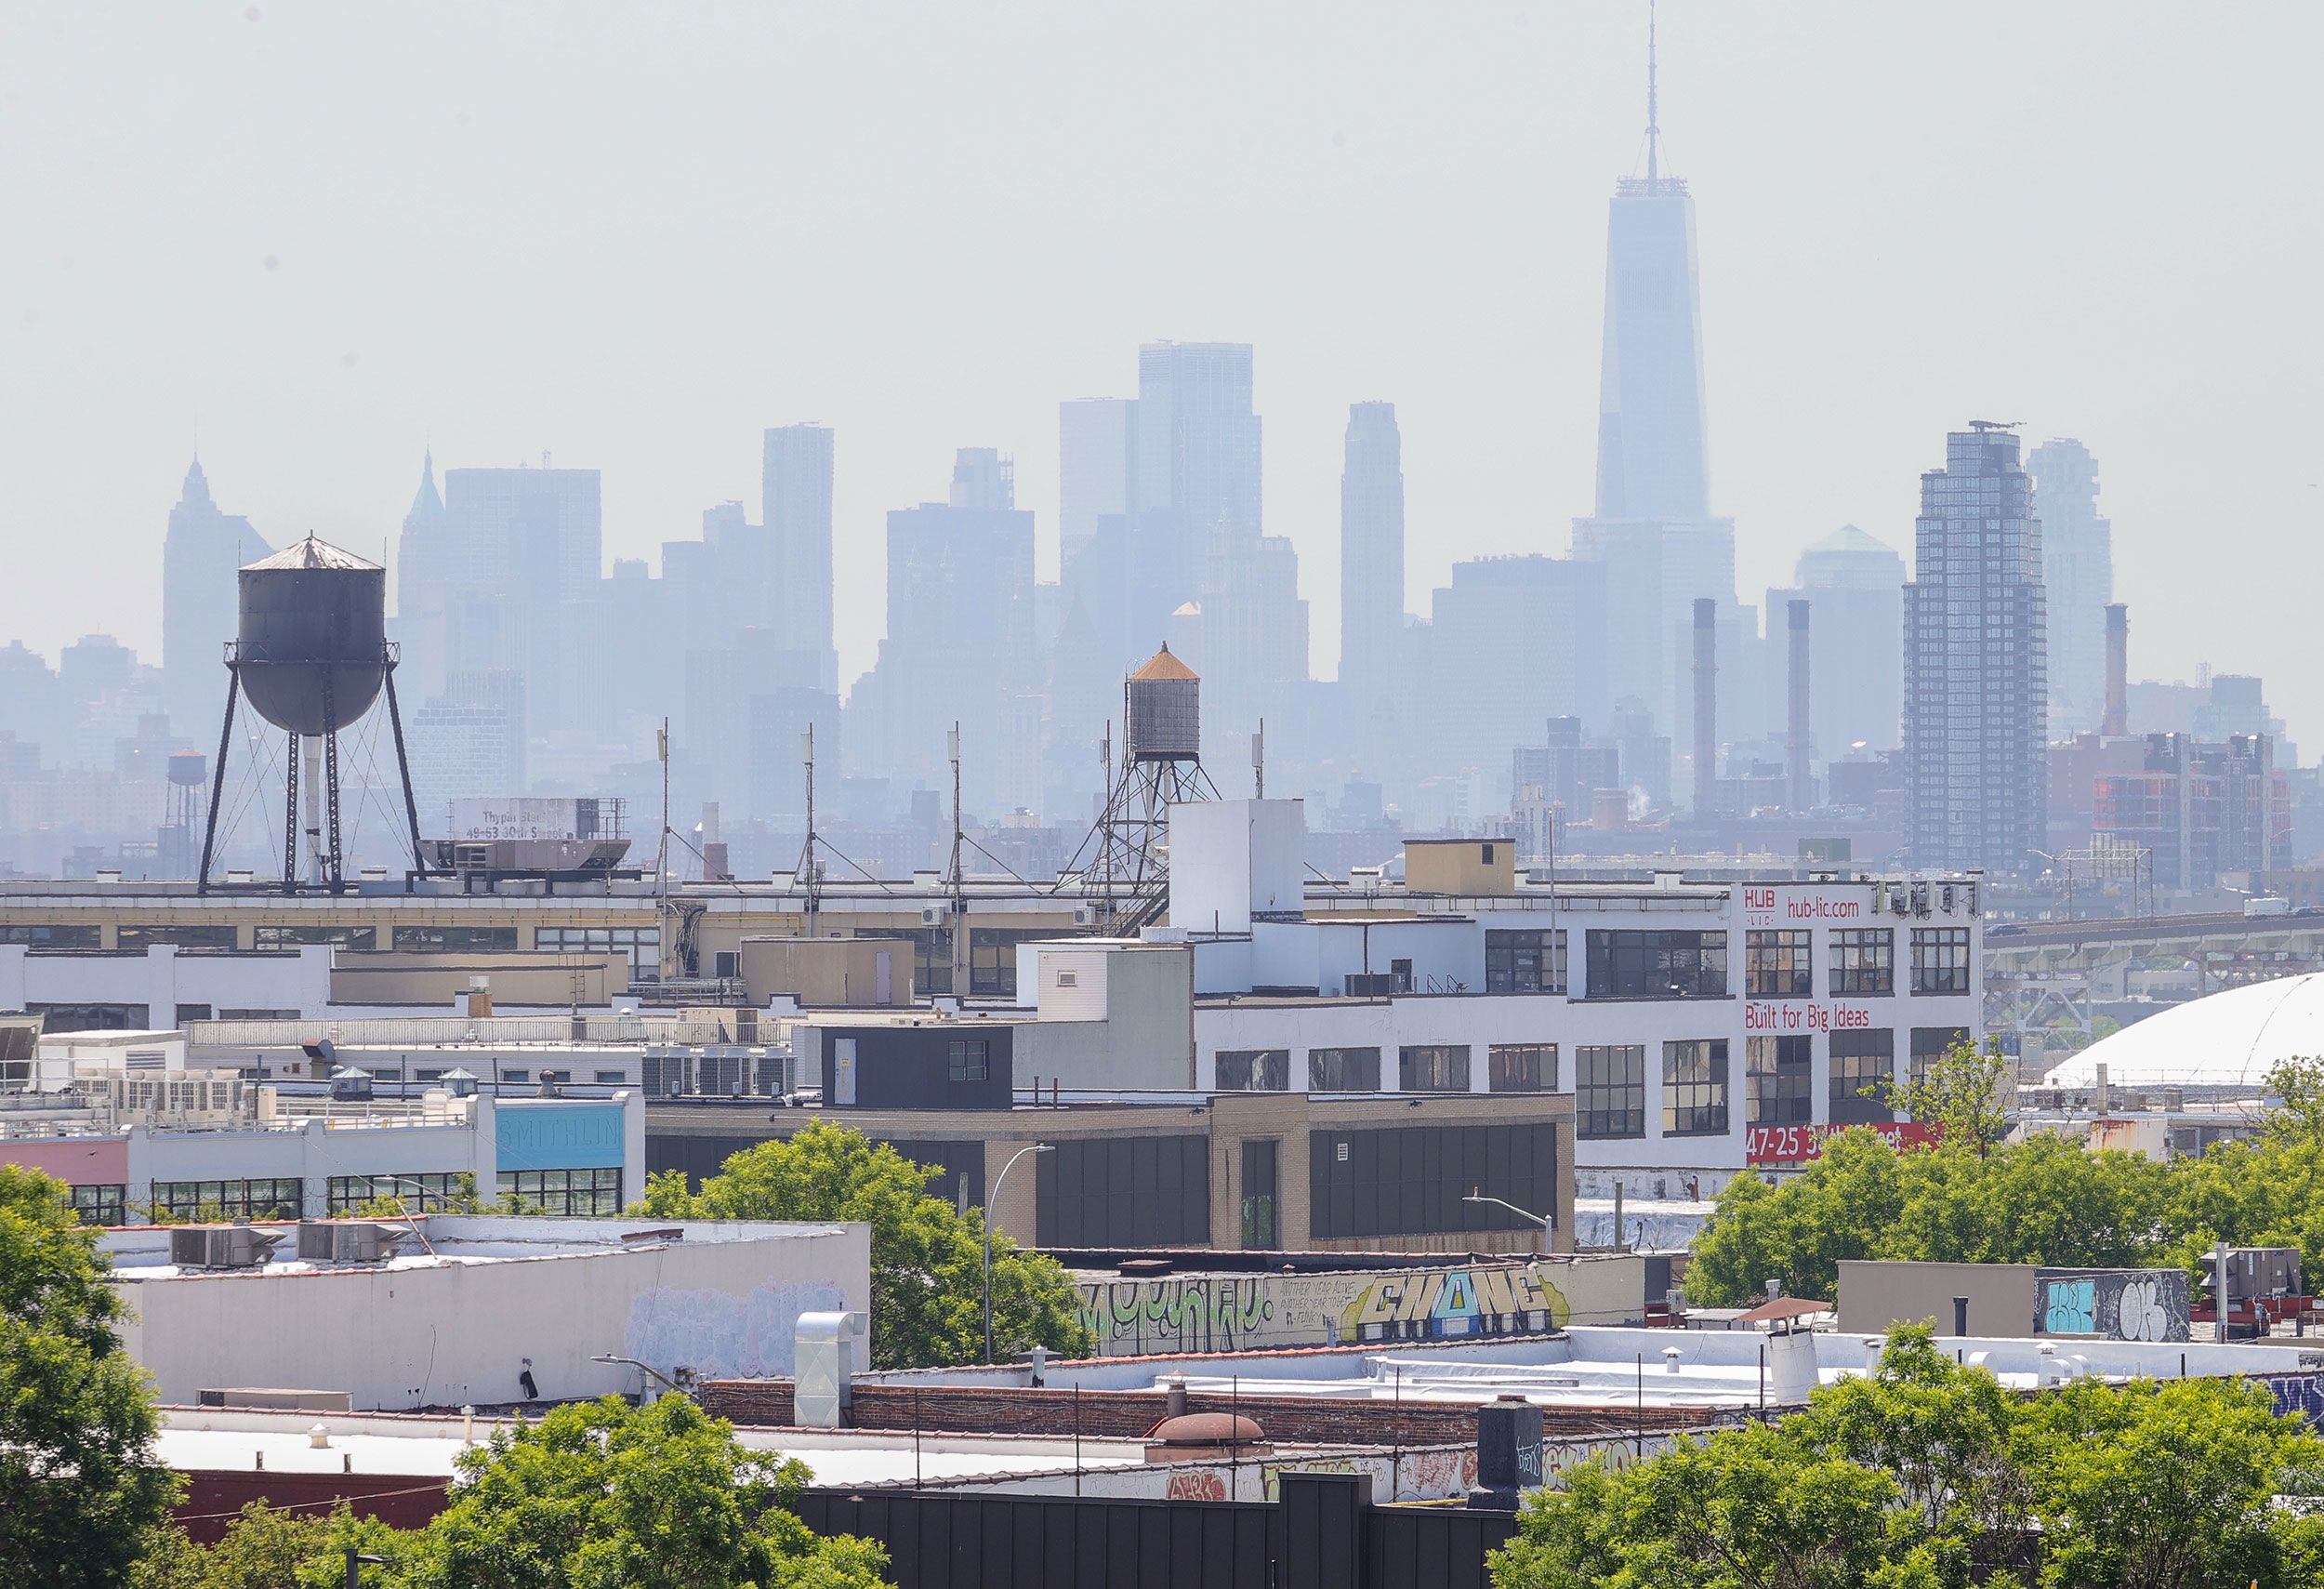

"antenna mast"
[1645, 0, 1661, 186]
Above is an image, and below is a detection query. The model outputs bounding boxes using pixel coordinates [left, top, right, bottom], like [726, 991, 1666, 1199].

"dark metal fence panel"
[1366, 1506, 1519, 1589]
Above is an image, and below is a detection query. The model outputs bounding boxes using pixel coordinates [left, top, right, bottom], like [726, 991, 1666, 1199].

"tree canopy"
[1688, 1054, 2324, 1308]
[636, 1121, 1091, 1369]
[136, 1396, 890, 1589]
[0, 1164, 181, 1589]
[1491, 1325, 2324, 1589]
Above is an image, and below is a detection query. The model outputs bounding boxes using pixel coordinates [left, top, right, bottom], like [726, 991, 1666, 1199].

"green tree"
[397, 1394, 886, 1589]
[0, 1164, 182, 1589]
[636, 1122, 1091, 1368]
[1492, 1326, 2324, 1589]
[1890, 1037, 2014, 1154]
[132, 1504, 401, 1589]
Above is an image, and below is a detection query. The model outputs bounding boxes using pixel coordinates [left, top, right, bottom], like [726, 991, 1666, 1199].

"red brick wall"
[176, 1469, 453, 1544]
[700, 1378, 1719, 1448]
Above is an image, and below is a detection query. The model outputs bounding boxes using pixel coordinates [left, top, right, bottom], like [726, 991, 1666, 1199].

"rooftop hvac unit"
[294, 1221, 407, 1265]
[1072, 905, 1096, 927]
[170, 1225, 284, 1270]
[920, 905, 947, 927]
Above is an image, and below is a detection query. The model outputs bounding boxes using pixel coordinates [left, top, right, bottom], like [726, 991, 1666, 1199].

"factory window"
[854, 928, 951, 997]
[0, 924, 100, 947]
[496, 1167, 622, 1216]
[946, 1039, 990, 1083]
[1488, 1043, 1556, 1092]
[1576, 1045, 1646, 1140]
[1397, 1044, 1472, 1092]
[1829, 929, 1895, 996]
[1308, 1122, 1559, 1243]
[1829, 1028, 1897, 1124]
[218, 1008, 300, 1021]
[1583, 931, 1726, 999]
[1662, 1040, 1730, 1137]
[1240, 1139, 1279, 1250]
[174, 1003, 213, 1026]
[969, 927, 1048, 998]
[1910, 928, 1973, 996]
[68, 1184, 126, 1226]
[26, 1002, 152, 1033]
[593, 1069, 627, 1084]
[254, 924, 378, 949]
[149, 1178, 303, 1222]
[1485, 930, 1568, 994]
[391, 926, 519, 953]
[326, 1172, 465, 1214]
[1744, 930, 1813, 999]
[117, 924, 239, 949]
[1215, 1049, 1289, 1091]
[1037, 1135, 1209, 1247]
[1909, 1026, 1974, 1089]
[535, 926, 662, 981]
[1746, 1036, 1814, 1126]
[1306, 1047, 1381, 1091]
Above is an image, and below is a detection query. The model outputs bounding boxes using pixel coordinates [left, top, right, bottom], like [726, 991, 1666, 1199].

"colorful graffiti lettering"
[1076, 1277, 1274, 1355]
[1340, 1263, 1570, 1344]
[1165, 1468, 1228, 1502]
[2042, 1279, 2096, 1335]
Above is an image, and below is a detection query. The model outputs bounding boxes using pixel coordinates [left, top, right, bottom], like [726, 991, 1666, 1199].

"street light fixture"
[984, 1143, 1054, 1365]
[591, 1352, 686, 1398]
[1464, 1188, 1556, 1255]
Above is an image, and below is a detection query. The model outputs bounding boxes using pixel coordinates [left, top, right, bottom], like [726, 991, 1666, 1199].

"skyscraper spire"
[1645, 0, 1660, 186]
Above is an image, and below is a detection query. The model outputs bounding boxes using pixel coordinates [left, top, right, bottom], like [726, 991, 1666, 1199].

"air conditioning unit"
[920, 906, 947, 927]
[295, 1221, 407, 1265]
[1072, 906, 1096, 927]
[171, 1225, 284, 1270]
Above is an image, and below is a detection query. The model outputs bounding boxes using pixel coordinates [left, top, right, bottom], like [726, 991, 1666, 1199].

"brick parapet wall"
[701, 1378, 1722, 1448]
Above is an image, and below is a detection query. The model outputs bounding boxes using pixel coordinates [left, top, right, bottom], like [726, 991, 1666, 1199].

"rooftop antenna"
[1645, 0, 1662, 187]
[798, 722, 819, 936]
[1252, 719, 1266, 801]
[946, 722, 967, 912]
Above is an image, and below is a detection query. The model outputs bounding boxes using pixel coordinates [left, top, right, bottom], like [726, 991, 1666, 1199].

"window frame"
[1215, 1048, 1290, 1092]
[1396, 1044, 1472, 1093]
[1746, 1034, 1814, 1126]
[1829, 928, 1895, 996]
[1661, 1039, 1731, 1136]
[1306, 1047, 1381, 1092]
[1744, 929, 1814, 999]
[1910, 927, 1973, 996]
[1576, 1044, 1646, 1140]
[1487, 1043, 1556, 1092]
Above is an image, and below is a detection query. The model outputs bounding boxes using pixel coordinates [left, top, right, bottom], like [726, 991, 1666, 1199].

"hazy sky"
[2, 4, 2318, 746]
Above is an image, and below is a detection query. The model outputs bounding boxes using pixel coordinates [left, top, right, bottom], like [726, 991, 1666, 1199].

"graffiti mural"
[2033, 1267, 2189, 1343]
[623, 1279, 849, 1380]
[1075, 1259, 1637, 1357]
[1076, 1276, 1275, 1356]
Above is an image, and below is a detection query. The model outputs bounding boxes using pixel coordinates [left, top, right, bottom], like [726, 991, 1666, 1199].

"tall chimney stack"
[1787, 598, 1813, 811]
[2103, 603, 2129, 736]
[1692, 598, 1718, 817]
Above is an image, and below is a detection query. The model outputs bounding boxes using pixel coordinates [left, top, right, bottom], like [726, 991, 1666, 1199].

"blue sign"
[496, 1101, 626, 1172]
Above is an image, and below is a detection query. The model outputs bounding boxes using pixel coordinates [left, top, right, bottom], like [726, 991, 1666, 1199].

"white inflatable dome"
[2043, 973, 2324, 1092]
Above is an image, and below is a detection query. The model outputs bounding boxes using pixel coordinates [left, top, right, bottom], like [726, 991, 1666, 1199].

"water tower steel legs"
[383, 662, 429, 881]
[283, 732, 301, 894]
[195, 665, 242, 896]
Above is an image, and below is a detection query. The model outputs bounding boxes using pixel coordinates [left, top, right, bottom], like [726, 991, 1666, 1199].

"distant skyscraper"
[440, 464, 602, 739]
[1423, 556, 1608, 788]
[1339, 402, 1405, 741]
[1059, 398, 1135, 565]
[858, 448, 1037, 806]
[1569, 16, 1738, 755]
[1904, 424, 2049, 871]
[161, 458, 269, 742]
[1768, 524, 1907, 760]
[763, 424, 837, 690]
[2028, 438, 2113, 736]
[1132, 342, 1261, 629]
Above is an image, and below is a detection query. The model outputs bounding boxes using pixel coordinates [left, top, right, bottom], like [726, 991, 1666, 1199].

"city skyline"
[1, 5, 2317, 747]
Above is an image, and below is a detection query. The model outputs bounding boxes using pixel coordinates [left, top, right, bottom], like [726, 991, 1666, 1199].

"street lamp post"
[1463, 1189, 1556, 1255]
[984, 1143, 1054, 1365]
[590, 1352, 686, 1398]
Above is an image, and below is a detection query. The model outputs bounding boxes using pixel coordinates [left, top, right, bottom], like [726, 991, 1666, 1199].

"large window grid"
[150, 1178, 303, 1222]
[1215, 1049, 1289, 1092]
[1746, 1035, 1814, 1126]
[1397, 1045, 1472, 1092]
[535, 925, 661, 981]
[255, 925, 379, 949]
[970, 928, 1048, 998]
[946, 1039, 990, 1083]
[69, 1184, 126, 1226]
[1662, 1040, 1730, 1136]
[1584, 931, 1727, 1000]
[1484, 930, 1568, 994]
[0, 924, 100, 947]
[1487, 1044, 1556, 1092]
[1909, 1026, 1973, 1088]
[495, 1167, 621, 1215]
[327, 1172, 466, 1214]
[1745, 930, 1813, 999]
[1829, 1028, 1897, 1124]
[391, 926, 519, 952]
[1576, 1045, 1646, 1139]
[117, 924, 239, 949]
[1829, 929, 1895, 996]
[1910, 928, 1973, 996]
[1306, 1047, 1381, 1092]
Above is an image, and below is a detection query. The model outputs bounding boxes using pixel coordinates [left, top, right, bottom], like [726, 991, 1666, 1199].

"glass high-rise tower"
[1904, 424, 2049, 872]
